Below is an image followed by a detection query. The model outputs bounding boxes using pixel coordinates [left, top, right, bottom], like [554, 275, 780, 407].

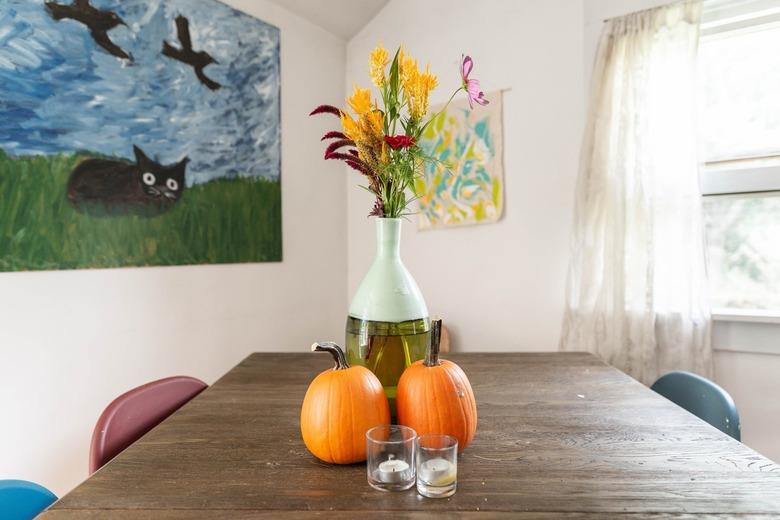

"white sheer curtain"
[560, 0, 712, 385]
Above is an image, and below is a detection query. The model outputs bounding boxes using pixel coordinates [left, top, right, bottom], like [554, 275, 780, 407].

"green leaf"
[388, 47, 401, 105]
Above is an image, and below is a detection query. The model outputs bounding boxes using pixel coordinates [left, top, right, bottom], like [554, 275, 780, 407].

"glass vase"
[345, 218, 430, 411]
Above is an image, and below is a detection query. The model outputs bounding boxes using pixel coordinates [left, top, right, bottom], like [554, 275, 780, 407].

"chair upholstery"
[0, 480, 57, 520]
[651, 371, 741, 441]
[90, 376, 207, 473]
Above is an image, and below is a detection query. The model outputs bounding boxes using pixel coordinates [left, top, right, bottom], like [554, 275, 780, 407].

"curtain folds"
[560, 0, 712, 385]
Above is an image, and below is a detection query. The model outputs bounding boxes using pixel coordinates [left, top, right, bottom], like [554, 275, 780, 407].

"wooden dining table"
[40, 352, 780, 518]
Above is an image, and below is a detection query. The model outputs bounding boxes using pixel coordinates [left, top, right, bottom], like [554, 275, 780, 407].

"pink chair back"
[90, 376, 207, 473]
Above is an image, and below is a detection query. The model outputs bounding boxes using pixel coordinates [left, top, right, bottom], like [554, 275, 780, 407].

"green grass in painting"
[0, 149, 281, 271]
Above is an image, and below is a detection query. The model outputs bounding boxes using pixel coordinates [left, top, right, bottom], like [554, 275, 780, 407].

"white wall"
[714, 346, 780, 460]
[0, 0, 347, 497]
[346, 0, 585, 351]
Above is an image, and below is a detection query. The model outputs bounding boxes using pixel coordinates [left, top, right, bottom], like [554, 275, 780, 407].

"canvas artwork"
[0, 0, 281, 271]
[416, 91, 504, 230]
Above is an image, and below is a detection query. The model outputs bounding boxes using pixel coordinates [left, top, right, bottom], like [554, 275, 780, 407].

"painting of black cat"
[67, 146, 188, 217]
[0, 0, 281, 271]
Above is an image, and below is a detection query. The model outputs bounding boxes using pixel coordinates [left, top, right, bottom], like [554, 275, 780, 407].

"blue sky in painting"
[0, 0, 280, 184]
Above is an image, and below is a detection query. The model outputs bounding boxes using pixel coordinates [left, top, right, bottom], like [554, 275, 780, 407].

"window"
[699, 0, 780, 313]
[703, 194, 780, 310]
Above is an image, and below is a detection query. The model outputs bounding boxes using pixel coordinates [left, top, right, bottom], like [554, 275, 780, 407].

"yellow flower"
[398, 48, 419, 94]
[346, 110, 385, 171]
[342, 109, 385, 169]
[409, 65, 438, 120]
[396, 47, 437, 121]
[419, 66, 438, 93]
[347, 85, 372, 116]
[340, 112, 361, 142]
[369, 45, 389, 87]
[364, 110, 384, 137]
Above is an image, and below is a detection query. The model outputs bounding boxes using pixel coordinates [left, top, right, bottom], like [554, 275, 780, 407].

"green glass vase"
[345, 218, 430, 409]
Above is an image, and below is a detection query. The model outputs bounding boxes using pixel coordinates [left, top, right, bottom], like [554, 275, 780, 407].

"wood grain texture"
[41, 353, 780, 518]
[36, 512, 780, 519]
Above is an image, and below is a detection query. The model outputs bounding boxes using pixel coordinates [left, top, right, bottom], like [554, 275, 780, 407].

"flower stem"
[417, 87, 464, 138]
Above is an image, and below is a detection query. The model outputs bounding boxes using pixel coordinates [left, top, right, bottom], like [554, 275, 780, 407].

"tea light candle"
[376, 454, 411, 484]
[419, 458, 456, 486]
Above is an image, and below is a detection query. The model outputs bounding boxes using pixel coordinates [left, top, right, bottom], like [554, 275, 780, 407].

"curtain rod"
[602, 0, 692, 22]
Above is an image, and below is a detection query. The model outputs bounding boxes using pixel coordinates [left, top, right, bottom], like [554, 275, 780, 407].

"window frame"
[701, 0, 780, 39]
[701, 160, 780, 196]
[699, 2, 780, 319]
[701, 180, 780, 320]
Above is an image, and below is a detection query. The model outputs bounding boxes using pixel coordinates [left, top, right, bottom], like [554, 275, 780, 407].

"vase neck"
[375, 218, 402, 260]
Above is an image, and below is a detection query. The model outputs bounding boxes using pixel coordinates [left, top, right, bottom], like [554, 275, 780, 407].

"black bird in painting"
[45, 0, 132, 61]
[162, 15, 222, 91]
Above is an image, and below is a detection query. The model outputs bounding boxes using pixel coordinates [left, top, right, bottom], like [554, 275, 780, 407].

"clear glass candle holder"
[416, 434, 458, 498]
[366, 425, 417, 492]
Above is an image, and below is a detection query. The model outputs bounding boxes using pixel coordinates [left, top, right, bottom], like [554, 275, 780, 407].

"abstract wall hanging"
[416, 91, 503, 230]
[0, 0, 281, 270]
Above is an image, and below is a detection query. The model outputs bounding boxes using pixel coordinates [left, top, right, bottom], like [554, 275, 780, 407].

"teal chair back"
[0, 480, 57, 520]
[651, 371, 741, 441]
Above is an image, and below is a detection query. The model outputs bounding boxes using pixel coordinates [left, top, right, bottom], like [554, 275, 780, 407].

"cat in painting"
[67, 145, 188, 217]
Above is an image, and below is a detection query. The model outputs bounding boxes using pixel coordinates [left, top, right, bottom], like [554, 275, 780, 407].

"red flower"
[383, 134, 416, 149]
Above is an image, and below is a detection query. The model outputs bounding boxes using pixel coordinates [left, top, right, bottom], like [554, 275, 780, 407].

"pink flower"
[461, 55, 489, 109]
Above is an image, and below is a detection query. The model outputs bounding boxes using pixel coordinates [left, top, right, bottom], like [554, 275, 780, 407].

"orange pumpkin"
[300, 342, 390, 464]
[396, 320, 477, 452]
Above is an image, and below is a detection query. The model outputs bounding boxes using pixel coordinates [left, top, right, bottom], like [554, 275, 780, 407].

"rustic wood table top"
[41, 352, 780, 519]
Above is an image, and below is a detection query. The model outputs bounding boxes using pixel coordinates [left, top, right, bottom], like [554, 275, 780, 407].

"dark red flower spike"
[324, 139, 355, 158]
[321, 131, 347, 141]
[309, 105, 342, 117]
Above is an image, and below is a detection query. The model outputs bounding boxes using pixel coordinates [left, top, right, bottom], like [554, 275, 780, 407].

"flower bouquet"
[310, 46, 488, 217]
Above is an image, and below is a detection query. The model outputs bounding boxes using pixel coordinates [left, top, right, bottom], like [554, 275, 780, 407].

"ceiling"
[266, 0, 389, 40]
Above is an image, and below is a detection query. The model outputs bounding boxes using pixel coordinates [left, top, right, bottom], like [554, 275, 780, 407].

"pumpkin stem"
[424, 318, 443, 367]
[312, 342, 350, 370]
